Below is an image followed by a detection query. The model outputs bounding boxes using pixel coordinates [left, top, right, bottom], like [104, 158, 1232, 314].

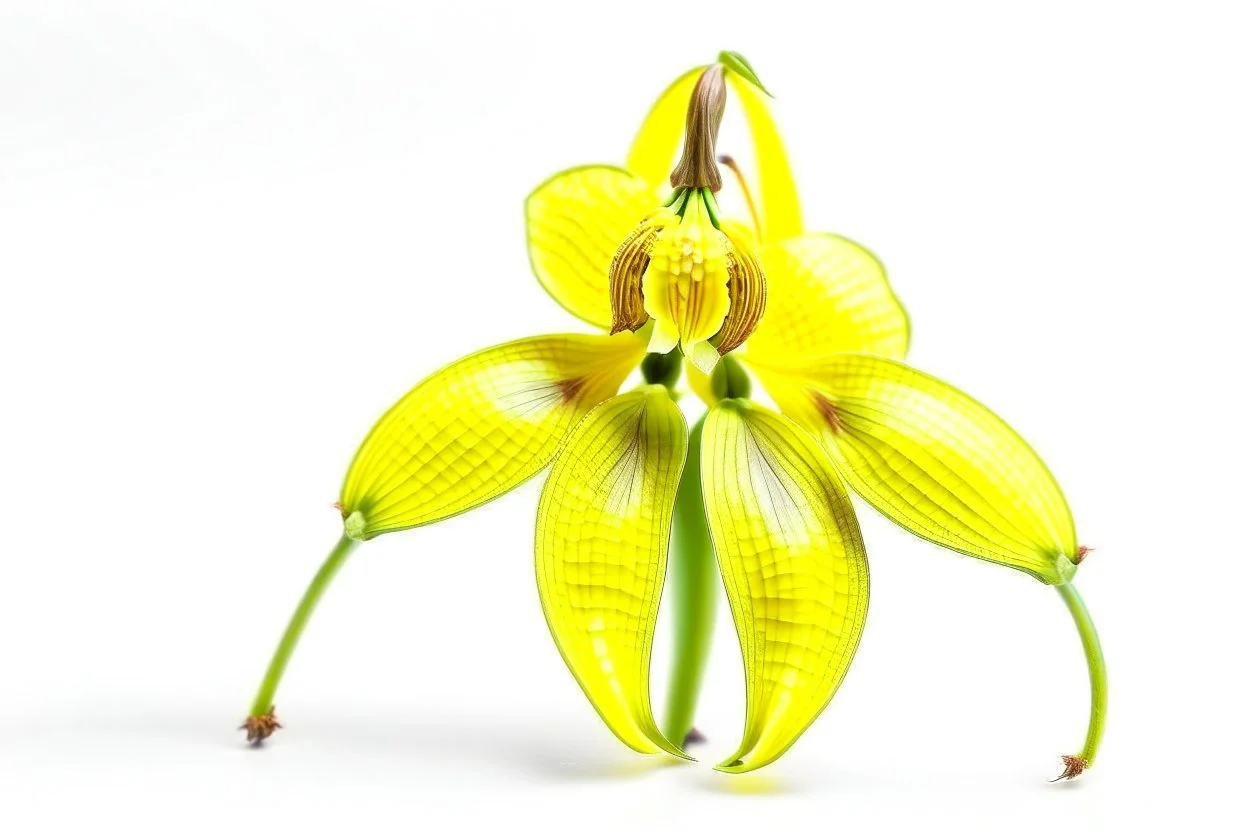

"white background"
[2, 1, 1245, 829]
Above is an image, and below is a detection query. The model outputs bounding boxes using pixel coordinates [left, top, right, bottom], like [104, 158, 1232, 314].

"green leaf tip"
[717, 51, 771, 97]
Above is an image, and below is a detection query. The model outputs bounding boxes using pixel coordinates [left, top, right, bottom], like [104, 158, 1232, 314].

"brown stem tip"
[1074, 545, 1093, 564]
[1052, 754, 1089, 781]
[240, 706, 282, 745]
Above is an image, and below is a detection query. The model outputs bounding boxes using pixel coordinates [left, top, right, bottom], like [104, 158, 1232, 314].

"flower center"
[642, 191, 733, 373]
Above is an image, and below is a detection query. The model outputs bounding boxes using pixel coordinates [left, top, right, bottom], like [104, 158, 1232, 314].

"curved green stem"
[663, 415, 719, 747]
[249, 535, 359, 717]
[1056, 581, 1106, 769]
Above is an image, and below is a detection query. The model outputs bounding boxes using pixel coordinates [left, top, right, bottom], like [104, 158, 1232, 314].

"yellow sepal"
[339, 333, 644, 538]
[526, 166, 659, 329]
[754, 354, 1079, 584]
[536, 386, 691, 759]
[702, 400, 869, 773]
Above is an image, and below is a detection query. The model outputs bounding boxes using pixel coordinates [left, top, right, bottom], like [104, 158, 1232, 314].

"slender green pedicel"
[1055, 581, 1107, 779]
[662, 414, 719, 748]
[242, 530, 360, 742]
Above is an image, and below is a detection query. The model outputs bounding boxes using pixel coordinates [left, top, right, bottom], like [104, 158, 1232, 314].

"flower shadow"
[288, 710, 673, 783]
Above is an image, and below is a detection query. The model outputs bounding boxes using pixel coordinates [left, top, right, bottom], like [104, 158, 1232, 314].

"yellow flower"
[245, 54, 1101, 781]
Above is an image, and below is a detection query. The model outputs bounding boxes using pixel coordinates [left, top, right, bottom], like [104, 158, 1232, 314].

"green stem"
[249, 535, 359, 716]
[662, 415, 719, 746]
[1056, 581, 1107, 766]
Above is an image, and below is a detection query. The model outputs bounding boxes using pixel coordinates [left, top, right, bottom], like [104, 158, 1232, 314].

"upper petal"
[755, 353, 1078, 584]
[627, 63, 801, 241]
[745, 233, 910, 363]
[724, 71, 803, 243]
[626, 67, 704, 190]
[526, 166, 659, 329]
[339, 333, 644, 537]
[535, 386, 690, 758]
[701, 400, 869, 773]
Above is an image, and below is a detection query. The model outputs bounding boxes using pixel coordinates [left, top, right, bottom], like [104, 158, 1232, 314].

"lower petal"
[536, 386, 690, 758]
[701, 400, 869, 773]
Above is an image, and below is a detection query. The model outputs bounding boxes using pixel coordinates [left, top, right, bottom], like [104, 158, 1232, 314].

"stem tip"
[240, 706, 283, 745]
[1052, 754, 1089, 781]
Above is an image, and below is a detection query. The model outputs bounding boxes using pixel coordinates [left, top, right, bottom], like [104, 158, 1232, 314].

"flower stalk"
[1054, 581, 1107, 779]
[662, 414, 719, 748]
[243, 532, 360, 742]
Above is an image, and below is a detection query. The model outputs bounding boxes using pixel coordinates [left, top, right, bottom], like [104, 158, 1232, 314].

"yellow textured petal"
[526, 166, 659, 328]
[724, 71, 802, 243]
[626, 67, 705, 189]
[757, 354, 1078, 584]
[339, 333, 644, 538]
[536, 386, 691, 758]
[745, 234, 910, 363]
[702, 400, 869, 773]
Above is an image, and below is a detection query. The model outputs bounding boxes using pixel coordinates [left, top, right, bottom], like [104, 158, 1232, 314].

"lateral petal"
[702, 400, 869, 773]
[756, 354, 1079, 584]
[526, 166, 659, 329]
[536, 386, 690, 758]
[745, 233, 910, 363]
[339, 333, 644, 538]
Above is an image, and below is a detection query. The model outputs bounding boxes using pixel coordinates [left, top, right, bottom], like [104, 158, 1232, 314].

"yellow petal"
[536, 386, 691, 758]
[702, 400, 869, 773]
[756, 354, 1078, 584]
[745, 233, 910, 363]
[626, 67, 704, 189]
[526, 166, 659, 329]
[339, 333, 644, 538]
[724, 71, 802, 243]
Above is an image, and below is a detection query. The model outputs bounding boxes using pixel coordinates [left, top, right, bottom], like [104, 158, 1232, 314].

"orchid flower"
[243, 54, 1104, 780]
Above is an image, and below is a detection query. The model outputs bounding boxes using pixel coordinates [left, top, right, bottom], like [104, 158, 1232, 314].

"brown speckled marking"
[557, 377, 588, 402]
